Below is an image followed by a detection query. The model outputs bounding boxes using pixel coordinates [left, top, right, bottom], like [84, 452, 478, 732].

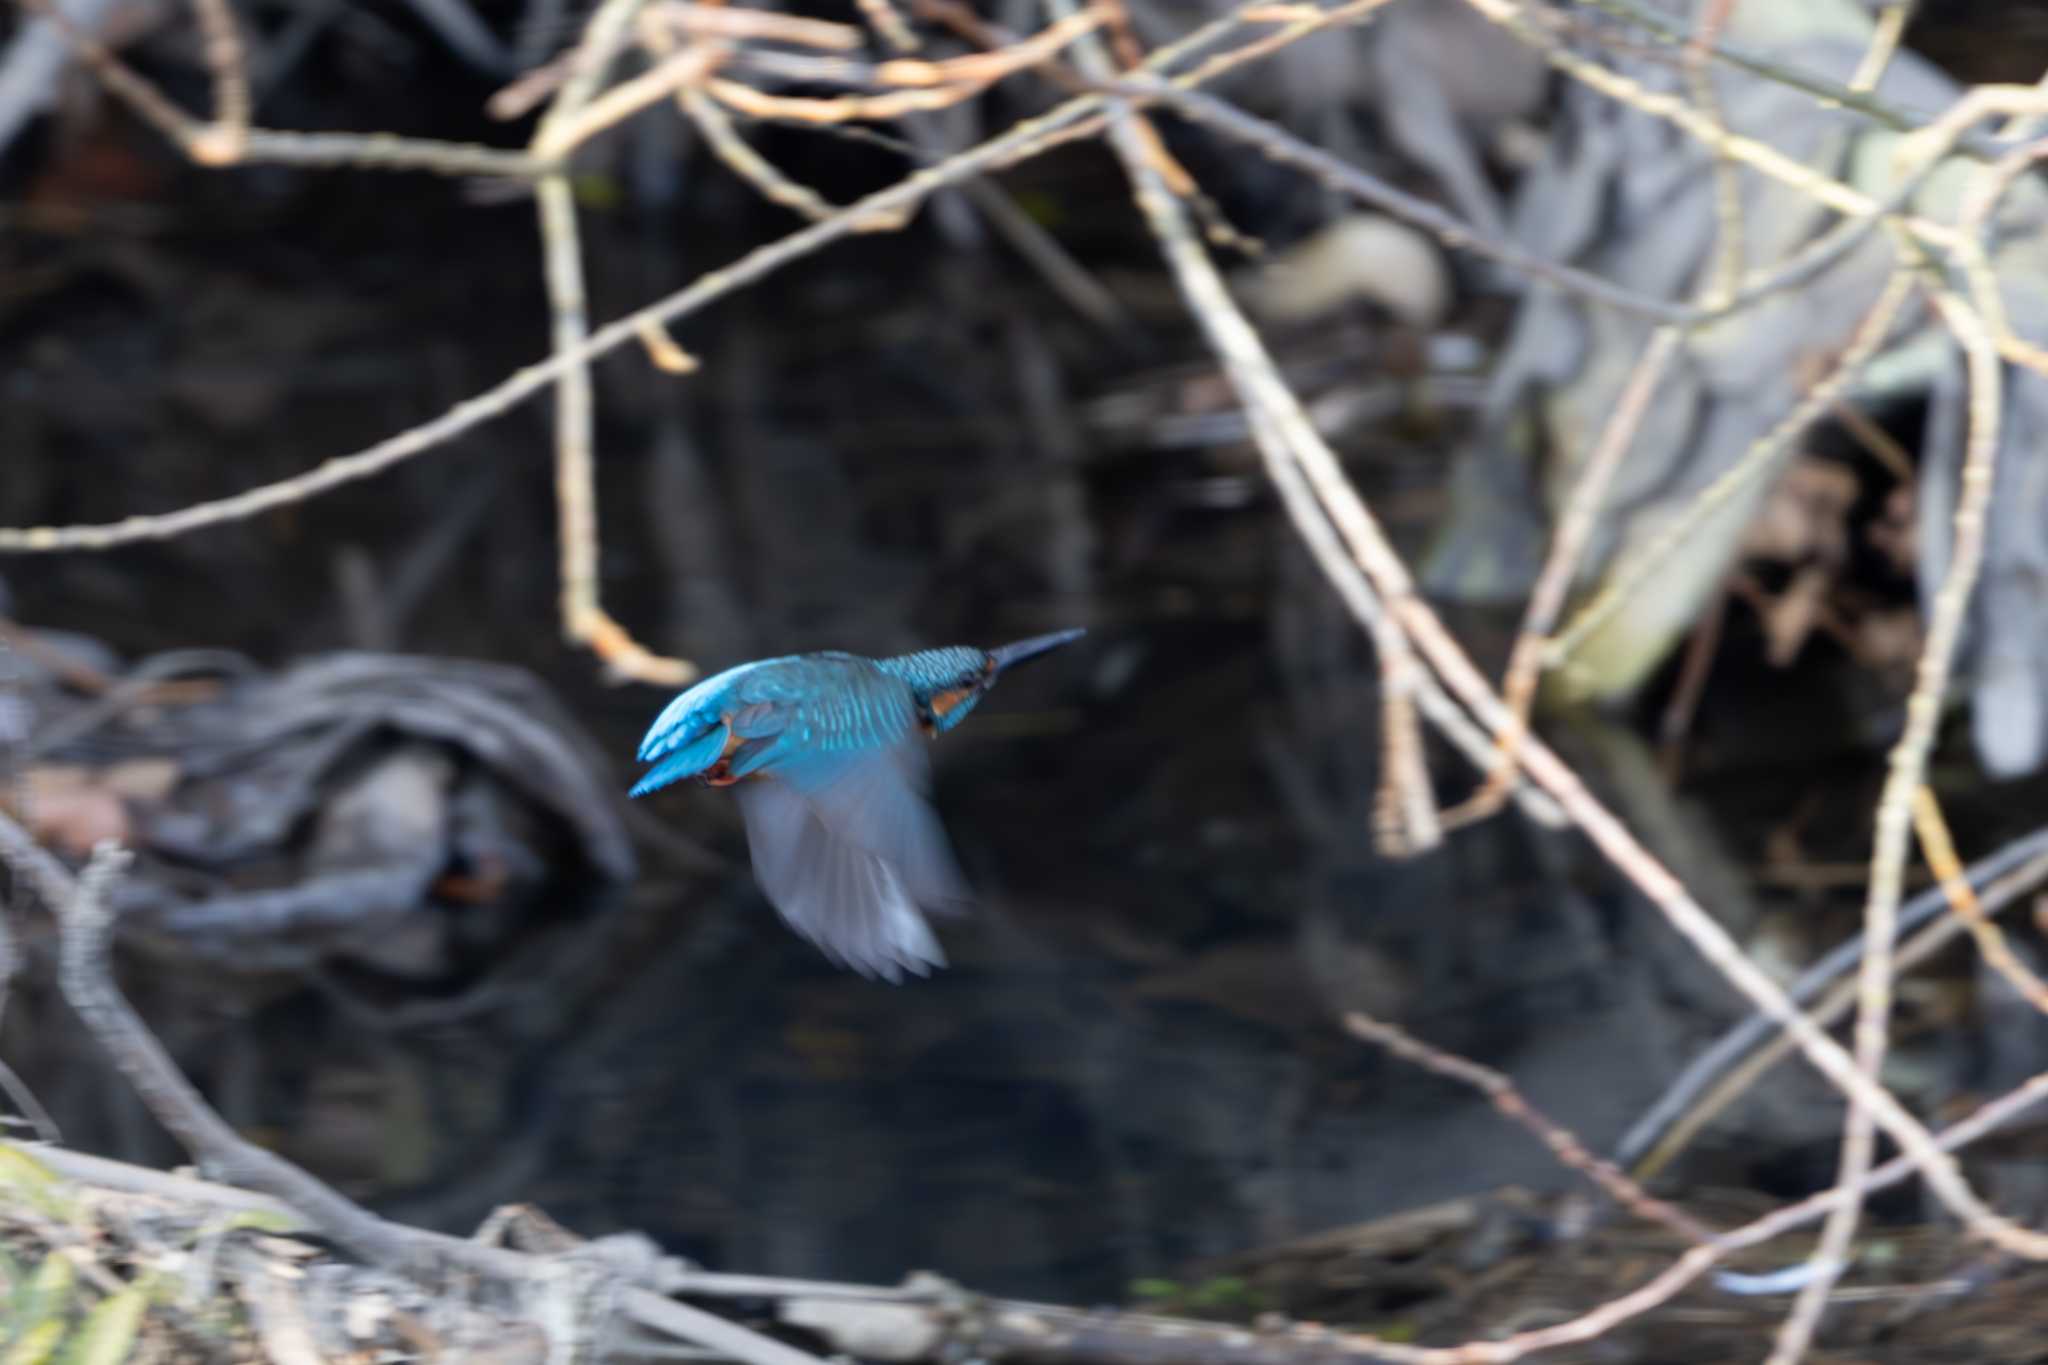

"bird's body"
[629, 630, 1083, 979]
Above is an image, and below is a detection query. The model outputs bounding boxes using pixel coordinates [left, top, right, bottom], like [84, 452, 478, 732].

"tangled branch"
[9, 0, 2048, 1357]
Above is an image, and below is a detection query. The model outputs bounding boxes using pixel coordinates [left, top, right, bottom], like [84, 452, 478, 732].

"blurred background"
[9, 0, 2048, 1342]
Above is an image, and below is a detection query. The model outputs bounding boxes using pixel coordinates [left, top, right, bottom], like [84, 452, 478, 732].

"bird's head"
[882, 628, 1085, 734]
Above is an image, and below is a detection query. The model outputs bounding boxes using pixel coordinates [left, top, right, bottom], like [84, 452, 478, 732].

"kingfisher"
[629, 628, 1085, 980]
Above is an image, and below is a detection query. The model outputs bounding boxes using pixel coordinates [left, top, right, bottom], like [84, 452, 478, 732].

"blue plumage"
[630, 629, 1084, 980]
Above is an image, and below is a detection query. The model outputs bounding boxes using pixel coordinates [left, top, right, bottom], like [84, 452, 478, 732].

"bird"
[628, 628, 1085, 980]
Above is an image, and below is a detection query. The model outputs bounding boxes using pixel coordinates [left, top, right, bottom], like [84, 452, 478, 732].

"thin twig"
[1458, 0, 1963, 255]
[1492, 39, 2048, 401]
[1829, 397, 1916, 480]
[1132, 80, 1937, 338]
[704, 6, 1109, 125]
[1400, 1063, 2048, 1364]
[1342, 1012, 1715, 1245]
[1769, 256, 2010, 1364]
[651, 1, 864, 50]
[489, 48, 578, 119]
[1442, 326, 1681, 827]
[1948, 134, 2048, 382]
[1, 810, 829, 1365]
[44, 841, 412, 1265]
[1110, 45, 2048, 1259]
[0, 783, 62, 1140]
[13, 0, 201, 147]
[1683, 0, 1743, 309]
[507, 2, 811, 110]
[0, 102, 1103, 548]
[239, 128, 545, 176]
[1913, 788, 2048, 1011]
[16, 0, 543, 175]
[1548, 270, 1920, 675]
[637, 318, 702, 372]
[851, 0, 920, 52]
[1848, 0, 1915, 94]
[1425, 568, 2048, 1259]
[682, 88, 838, 219]
[0, 0, 1391, 555]
[1580, 0, 1962, 146]
[1256, 401, 1566, 825]
[1135, 80, 1693, 324]
[1655, 586, 1726, 781]
[705, 73, 989, 123]
[1084, 12, 1447, 860]
[529, 0, 700, 685]
[36, 1067, 2048, 1365]
[0, 1059, 62, 1142]
[1632, 894, 1983, 1186]
[963, 177, 1138, 335]
[1102, 0, 2013, 1259]
[539, 41, 725, 157]
[626, 7, 844, 222]
[184, 0, 251, 163]
[1617, 828, 2048, 1173]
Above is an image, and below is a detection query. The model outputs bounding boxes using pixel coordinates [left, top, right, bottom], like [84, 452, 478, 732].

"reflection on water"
[0, 170, 1778, 1305]
[4, 619, 1723, 1304]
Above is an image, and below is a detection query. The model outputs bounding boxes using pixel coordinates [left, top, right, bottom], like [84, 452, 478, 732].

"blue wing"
[726, 659, 970, 979]
[736, 767, 966, 980]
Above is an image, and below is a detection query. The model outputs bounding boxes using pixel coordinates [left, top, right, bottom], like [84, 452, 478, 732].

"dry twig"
[183, 0, 250, 163]
[1622, 838, 2048, 1183]
[1107, 23, 2048, 1272]
[1549, 270, 1921, 676]
[1769, 260, 2012, 1363]
[1912, 787, 2048, 1012]
[0, 808, 829, 1365]
[1342, 1012, 1715, 1245]
[0, 0, 1395, 558]
[17, 0, 2048, 1349]
[1443, 327, 1680, 827]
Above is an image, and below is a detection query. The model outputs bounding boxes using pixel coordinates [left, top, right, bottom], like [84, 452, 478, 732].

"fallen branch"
[0, 809, 827, 1365]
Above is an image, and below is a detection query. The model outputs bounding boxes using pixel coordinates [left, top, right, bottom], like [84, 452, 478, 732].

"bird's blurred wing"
[735, 776, 949, 981]
[721, 673, 970, 912]
[775, 737, 970, 912]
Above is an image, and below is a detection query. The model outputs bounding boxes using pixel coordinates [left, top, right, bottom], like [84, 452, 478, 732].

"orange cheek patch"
[702, 721, 747, 787]
[930, 687, 973, 720]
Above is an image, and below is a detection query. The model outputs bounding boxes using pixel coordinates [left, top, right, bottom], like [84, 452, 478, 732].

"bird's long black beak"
[988, 627, 1087, 675]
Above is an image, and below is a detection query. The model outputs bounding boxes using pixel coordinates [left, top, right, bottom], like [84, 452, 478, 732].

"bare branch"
[13, 0, 201, 147]
[1443, 327, 1681, 827]
[1104, 19, 2048, 1264]
[652, 1, 865, 50]
[1581, 0, 1962, 145]
[853, 0, 921, 53]
[1342, 1012, 1715, 1245]
[1549, 270, 1921, 676]
[0, 0, 1397, 558]
[1768, 251, 2011, 1361]
[1621, 833, 2048, 1180]
[2, 808, 830, 1365]
[183, 0, 250, 164]
[1912, 788, 2048, 1012]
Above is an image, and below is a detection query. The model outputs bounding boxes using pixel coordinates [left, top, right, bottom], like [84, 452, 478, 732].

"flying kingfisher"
[629, 628, 1085, 980]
